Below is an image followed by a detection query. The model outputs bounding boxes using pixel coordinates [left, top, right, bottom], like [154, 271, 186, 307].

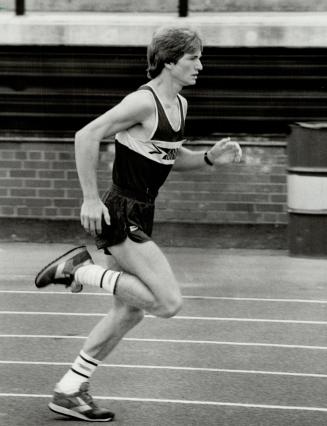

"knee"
[155, 294, 183, 319]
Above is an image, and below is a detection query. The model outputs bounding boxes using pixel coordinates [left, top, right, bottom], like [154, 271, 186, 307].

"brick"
[11, 189, 37, 197]
[45, 208, 58, 216]
[28, 152, 43, 160]
[58, 208, 75, 216]
[255, 204, 284, 212]
[38, 170, 65, 179]
[44, 152, 57, 161]
[0, 160, 22, 168]
[0, 151, 15, 159]
[239, 193, 269, 203]
[226, 203, 255, 212]
[66, 189, 82, 198]
[0, 207, 15, 216]
[54, 180, 80, 189]
[15, 151, 27, 160]
[270, 194, 287, 203]
[24, 198, 51, 207]
[67, 171, 79, 179]
[28, 208, 45, 217]
[23, 160, 49, 169]
[226, 212, 263, 223]
[10, 170, 36, 178]
[0, 179, 23, 188]
[270, 175, 287, 183]
[262, 213, 280, 223]
[253, 184, 286, 193]
[26, 179, 52, 188]
[52, 161, 76, 170]
[0, 197, 25, 206]
[38, 189, 65, 198]
[21, 143, 46, 151]
[168, 200, 209, 210]
[17, 207, 30, 215]
[58, 152, 74, 160]
[53, 199, 79, 207]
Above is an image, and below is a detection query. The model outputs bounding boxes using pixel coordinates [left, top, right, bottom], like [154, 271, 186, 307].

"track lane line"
[1, 310, 327, 325]
[1, 290, 327, 304]
[0, 360, 326, 378]
[0, 393, 327, 412]
[1, 334, 327, 350]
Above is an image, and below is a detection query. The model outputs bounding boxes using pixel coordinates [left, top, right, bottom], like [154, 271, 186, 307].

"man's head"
[147, 26, 203, 79]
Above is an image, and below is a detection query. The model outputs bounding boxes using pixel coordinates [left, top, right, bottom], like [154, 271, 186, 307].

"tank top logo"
[149, 143, 179, 161]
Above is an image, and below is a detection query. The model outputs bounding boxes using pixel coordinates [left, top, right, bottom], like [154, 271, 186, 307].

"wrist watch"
[204, 151, 214, 166]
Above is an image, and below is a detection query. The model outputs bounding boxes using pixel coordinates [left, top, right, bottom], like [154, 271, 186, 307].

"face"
[170, 50, 203, 86]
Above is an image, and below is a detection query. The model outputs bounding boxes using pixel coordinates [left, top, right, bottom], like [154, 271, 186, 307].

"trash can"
[288, 122, 327, 257]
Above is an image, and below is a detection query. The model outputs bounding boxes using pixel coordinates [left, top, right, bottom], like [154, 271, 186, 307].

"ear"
[164, 62, 174, 70]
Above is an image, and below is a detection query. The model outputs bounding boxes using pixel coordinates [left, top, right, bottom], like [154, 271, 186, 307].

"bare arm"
[75, 91, 153, 236]
[173, 146, 210, 171]
[173, 138, 242, 171]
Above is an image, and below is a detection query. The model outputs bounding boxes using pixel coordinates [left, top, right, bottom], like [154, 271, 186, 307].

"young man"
[35, 25, 242, 422]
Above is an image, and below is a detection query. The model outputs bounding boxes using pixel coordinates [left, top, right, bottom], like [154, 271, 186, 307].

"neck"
[148, 74, 182, 102]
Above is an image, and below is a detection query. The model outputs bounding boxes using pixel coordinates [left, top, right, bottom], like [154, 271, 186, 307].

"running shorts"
[95, 184, 155, 254]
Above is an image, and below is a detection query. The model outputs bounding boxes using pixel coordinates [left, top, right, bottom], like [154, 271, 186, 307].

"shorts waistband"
[111, 184, 156, 204]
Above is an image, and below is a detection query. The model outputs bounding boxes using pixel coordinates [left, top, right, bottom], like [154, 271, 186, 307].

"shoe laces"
[79, 382, 98, 409]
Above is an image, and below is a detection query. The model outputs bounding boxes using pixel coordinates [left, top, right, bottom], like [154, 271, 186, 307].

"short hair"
[146, 26, 203, 79]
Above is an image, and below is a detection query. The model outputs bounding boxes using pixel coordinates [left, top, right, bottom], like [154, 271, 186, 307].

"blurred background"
[0, 1, 326, 255]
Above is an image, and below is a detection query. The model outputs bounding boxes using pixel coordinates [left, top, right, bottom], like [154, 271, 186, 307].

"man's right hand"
[80, 198, 111, 237]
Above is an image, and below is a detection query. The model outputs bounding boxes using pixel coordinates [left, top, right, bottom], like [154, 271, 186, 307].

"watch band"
[204, 151, 214, 166]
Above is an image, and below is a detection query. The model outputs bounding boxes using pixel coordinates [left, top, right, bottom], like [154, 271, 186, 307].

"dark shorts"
[95, 185, 155, 254]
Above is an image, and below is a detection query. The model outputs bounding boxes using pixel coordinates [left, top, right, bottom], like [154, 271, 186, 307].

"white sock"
[74, 264, 121, 294]
[56, 350, 100, 394]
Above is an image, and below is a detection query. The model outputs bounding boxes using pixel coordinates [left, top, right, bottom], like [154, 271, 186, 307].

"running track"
[0, 243, 326, 425]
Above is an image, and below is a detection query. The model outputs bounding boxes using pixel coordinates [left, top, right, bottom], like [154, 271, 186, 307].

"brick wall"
[0, 137, 287, 225]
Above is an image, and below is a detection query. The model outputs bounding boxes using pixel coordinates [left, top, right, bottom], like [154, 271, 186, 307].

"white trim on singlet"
[115, 88, 158, 144]
[116, 131, 185, 165]
[148, 85, 182, 132]
[144, 87, 159, 141]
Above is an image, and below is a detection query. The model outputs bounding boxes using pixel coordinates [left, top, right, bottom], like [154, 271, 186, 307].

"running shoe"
[35, 245, 93, 293]
[49, 382, 115, 422]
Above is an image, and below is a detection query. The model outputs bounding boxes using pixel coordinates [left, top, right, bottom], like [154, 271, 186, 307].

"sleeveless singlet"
[112, 85, 186, 198]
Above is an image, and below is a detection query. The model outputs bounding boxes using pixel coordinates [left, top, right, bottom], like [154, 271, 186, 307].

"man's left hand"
[207, 138, 242, 165]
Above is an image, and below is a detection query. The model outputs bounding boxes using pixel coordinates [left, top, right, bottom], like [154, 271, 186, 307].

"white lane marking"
[1, 290, 327, 304]
[1, 334, 327, 350]
[0, 360, 326, 378]
[1, 310, 327, 325]
[0, 393, 327, 412]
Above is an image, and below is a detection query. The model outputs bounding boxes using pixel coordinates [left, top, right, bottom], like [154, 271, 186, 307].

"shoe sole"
[35, 246, 87, 288]
[48, 402, 114, 422]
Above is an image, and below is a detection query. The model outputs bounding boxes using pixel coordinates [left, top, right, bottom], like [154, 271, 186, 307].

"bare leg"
[83, 296, 144, 360]
[82, 237, 182, 359]
[110, 238, 182, 318]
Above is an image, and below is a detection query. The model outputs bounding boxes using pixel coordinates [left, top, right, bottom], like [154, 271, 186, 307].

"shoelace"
[80, 384, 98, 409]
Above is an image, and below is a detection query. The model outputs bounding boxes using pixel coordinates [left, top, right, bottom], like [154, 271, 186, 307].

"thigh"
[109, 237, 181, 302]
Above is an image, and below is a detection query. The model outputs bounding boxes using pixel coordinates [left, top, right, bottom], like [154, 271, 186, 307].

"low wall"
[2, 0, 327, 12]
[1, 12, 327, 48]
[0, 136, 287, 224]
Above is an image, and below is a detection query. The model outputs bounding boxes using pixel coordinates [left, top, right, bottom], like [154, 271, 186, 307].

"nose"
[196, 59, 203, 71]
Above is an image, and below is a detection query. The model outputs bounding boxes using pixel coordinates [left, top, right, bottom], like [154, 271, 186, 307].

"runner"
[35, 25, 242, 422]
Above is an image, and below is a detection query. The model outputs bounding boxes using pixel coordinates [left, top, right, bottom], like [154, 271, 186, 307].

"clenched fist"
[207, 138, 242, 165]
